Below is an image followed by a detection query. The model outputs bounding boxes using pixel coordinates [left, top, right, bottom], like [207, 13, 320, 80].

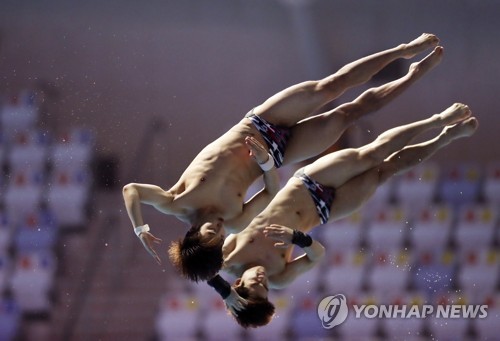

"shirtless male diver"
[122, 33, 440, 281]
[204, 104, 478, 328]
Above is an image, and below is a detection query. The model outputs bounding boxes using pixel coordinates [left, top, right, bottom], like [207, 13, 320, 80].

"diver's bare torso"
[165, 119, 267, 223]
[222, 217, 290, 278]
[222, 178, 321, 278]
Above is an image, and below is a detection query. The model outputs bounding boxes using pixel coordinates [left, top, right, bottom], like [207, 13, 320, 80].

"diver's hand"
[224, 287, 248, 316]
[263, 224, 294, 248]
[245, 136, 269, 164]
[138, 231, 162, 265]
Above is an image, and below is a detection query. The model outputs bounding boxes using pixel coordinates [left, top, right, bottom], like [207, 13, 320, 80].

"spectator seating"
[483, 162, 500, 205]
[411, 249, 456, 299]
[426, 293, 473, 341]
[454, 204, 498, 253]
[380, 292, 427, 340]
[472, 293, 500, 340]
[321, 249, 367, 297]
[50, 128, 95, 172]
[0, 90, 95, 339]
[0, 91, 38, 141]
[4, 169, 45, 224]
[0, 298, 21, 341]
[155, 293, 202, 341]
[393, 161, 440, 212]
[45, 168, 91, 228]
[457, 248, 499, 302]
[7, 130, 51, 172]
[289, 293, 331, 339]
[367, 249, 412, 299]
[366, 205, 409, 252]
[9, 250, 57, 314]
[437, 163, 482, 208]
[199, 296, 243, 340]
[336, 293, 380, 340]
[319, 209, 364, 250]
[409, 204, 453, 253]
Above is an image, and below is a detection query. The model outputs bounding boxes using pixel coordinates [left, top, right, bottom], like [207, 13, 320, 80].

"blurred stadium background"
[0, 1, 499, 340]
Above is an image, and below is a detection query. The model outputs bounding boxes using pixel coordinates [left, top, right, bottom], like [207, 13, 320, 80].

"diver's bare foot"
[442, 117, 479, 140]
[437, 103, 472, 126]
[408, 46, 444, 76]
[401, 33, 440, 59]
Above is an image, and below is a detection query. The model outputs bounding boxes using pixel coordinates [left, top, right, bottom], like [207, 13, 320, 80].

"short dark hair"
[168, 225, 224, 282]
[231, 286, 275, 328]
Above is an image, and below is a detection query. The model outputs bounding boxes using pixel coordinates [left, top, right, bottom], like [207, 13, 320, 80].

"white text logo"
[317, 294, 349, 329]
[317, 294, 489, 329]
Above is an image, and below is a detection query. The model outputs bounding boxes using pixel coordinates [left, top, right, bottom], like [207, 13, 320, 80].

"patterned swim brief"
[245, 110, 291, 168]
[294, 168, 336, 225]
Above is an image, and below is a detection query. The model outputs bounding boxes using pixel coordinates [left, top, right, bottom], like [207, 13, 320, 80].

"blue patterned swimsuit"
[294, 168, 336, 225]
[245, 110, 291, 168]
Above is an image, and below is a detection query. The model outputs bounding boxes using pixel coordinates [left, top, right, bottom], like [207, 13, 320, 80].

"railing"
[60, 213, 118, 340]
[61, 116, 165, 340]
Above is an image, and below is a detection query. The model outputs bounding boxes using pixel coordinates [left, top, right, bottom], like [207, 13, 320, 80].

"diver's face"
[237, 265, 269, 298]
[198, 218, 225, 242]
